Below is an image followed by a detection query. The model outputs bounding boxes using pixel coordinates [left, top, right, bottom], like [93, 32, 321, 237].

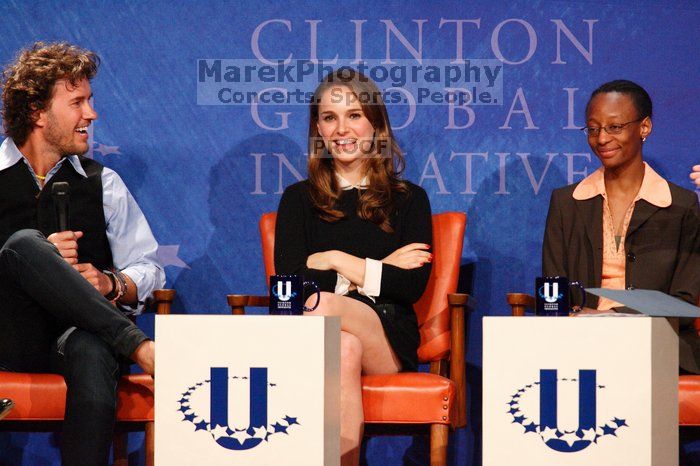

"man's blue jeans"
[0, 229, 149, 466]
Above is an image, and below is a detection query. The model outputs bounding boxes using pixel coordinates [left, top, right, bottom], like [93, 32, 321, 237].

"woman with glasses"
[542, 80, 700, 372]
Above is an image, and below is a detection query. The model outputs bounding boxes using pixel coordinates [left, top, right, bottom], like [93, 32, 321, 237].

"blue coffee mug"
[269, 275, 321, 315]
[535, 276, 586, 316]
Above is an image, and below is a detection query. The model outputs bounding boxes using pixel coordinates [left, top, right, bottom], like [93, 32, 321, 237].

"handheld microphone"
[52, 182, 70, 231]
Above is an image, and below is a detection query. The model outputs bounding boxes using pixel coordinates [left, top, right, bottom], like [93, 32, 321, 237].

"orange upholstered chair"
[228, 211, 469, 465]
[0, 289, 175, 466]
[680, 306, 700, 426]
[506, 293, 700, 427]
[680, 375, 700, 426]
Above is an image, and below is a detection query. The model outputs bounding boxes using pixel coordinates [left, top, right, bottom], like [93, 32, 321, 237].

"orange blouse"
[572, 163, 672, 310]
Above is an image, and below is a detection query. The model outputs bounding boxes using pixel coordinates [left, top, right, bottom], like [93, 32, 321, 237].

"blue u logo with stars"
[210, 367, 268, 450]
[508, 369, 628, 453]
[176, 367, 300, 451]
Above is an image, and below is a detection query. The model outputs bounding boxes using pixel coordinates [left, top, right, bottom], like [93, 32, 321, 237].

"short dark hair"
[586, 79, 653, 120]
[1, 42, 99, 146]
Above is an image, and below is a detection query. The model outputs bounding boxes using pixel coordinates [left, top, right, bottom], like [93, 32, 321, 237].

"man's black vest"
[0, 157, 114, 271]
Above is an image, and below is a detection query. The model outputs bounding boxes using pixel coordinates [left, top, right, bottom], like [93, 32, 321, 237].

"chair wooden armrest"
[226, 294, 270, 315]
[507, 293, 535, 317]
[448, 293, 471, 428]
[152, 289, 175, 315]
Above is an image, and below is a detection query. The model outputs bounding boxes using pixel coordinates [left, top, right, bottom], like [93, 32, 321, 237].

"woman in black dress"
[275, 69, 432, 465]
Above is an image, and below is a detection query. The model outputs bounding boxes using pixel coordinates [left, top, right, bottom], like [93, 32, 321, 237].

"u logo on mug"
[269, 275, 320, 315]
[273, 281, 295, 302]
[542, 282, 563, 303]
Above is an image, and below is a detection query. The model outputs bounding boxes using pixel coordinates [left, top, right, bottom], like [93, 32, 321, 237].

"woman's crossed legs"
[305, 292, 401, 466]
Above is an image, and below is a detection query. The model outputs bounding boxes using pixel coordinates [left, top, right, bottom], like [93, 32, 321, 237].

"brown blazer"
[542, 179, 700, 372]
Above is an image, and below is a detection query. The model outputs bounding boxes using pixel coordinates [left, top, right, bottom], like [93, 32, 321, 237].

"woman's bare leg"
[305, 292, 401, 466]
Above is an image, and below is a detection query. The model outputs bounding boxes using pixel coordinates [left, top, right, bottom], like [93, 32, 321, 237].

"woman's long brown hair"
[307, 69, 407, 233]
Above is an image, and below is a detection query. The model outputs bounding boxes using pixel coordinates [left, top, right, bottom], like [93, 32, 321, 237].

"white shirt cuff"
[357, 258, 382, 300]
[335, 273, 351, 295]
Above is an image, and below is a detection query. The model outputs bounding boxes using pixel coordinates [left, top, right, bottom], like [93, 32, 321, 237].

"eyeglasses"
[580, 118, 643, 137]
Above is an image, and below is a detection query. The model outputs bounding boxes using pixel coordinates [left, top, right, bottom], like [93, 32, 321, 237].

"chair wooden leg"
[145, 421, 155, 466]
[113, 431, 128, 466]
[430, 423, 449, 466]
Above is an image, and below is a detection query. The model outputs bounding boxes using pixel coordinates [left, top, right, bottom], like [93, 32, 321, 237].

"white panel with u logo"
[155, 315, 340, 465]
[483, 317, 678, 466]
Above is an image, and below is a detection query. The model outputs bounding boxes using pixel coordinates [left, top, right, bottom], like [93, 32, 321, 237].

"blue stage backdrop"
[1, 1, 698, 464]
